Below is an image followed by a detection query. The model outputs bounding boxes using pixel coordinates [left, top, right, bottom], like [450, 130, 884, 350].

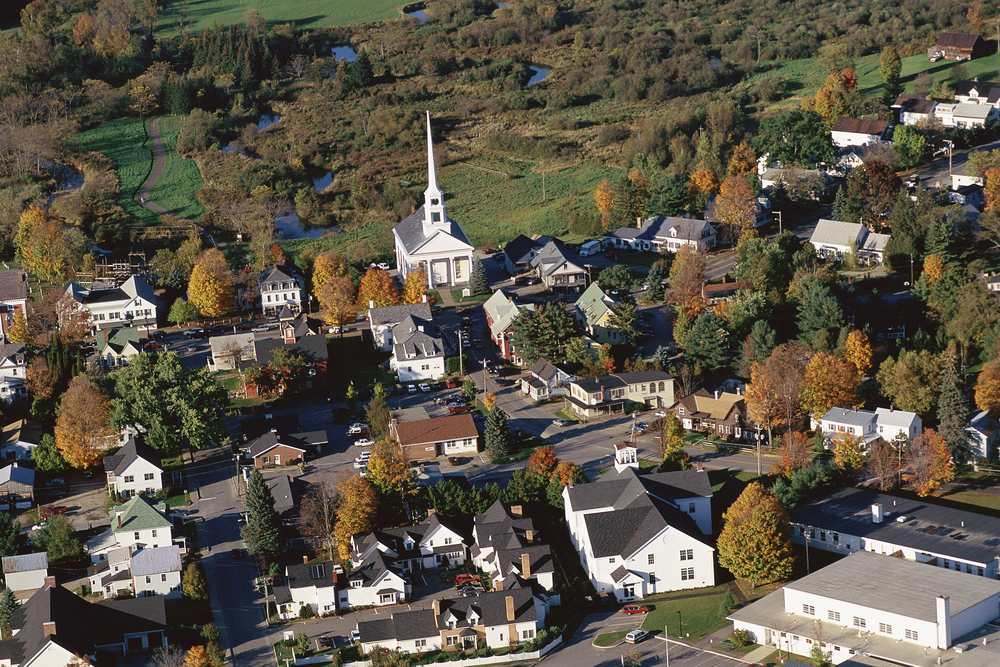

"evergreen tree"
[241, 470, 281, 565]
[796, 276, 844, 350]
[469, 259, 489, 295]
[0, 513, 17, 559]
[345, 51, 374, 90]
[830, 186, 860, 222]
[646, 262, 665, 302]
[508, 303, 579, 365]
[937, 354, 972, 462]
[164, 79, 191, 116]
[646, 173, 688, 217]
[0, 587, 18, 637]
[484, 406, 511, 459]
[680, 312, 731, 372]
[879, 45, 903, 101]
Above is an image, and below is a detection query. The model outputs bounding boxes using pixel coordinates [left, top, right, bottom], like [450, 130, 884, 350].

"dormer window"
[404, 542, 414, 550]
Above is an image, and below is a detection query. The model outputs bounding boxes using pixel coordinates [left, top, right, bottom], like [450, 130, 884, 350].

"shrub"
[719, 591, 739, 616]
[298, 604, 315, 619]
[731, 628, 753, 648]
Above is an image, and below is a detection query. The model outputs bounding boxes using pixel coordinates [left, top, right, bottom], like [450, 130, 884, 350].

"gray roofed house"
[0, 420, 41, 462]
[130, 546, 182, 578]
[250, 333, 329, 396]
[368, 302, 433, 351]
[483, 290, 535, 364]
[567, 370, 675, 418]
[103, 436, 163, 499]
[63, 276, 158, 334]
[0, 462, 33, 507]
[2, 553, 47, 593]
[208, 332, 256, 372]
[503, 234, 550, 275]
[351, 512, 468, 573]
[529, 240, 587, 294]
[809, 219, 890, 265]
[521, 357, 577, 401]
[968, 409, 1000, 460]
[603, 216, 717, 254]
[260, 263, 305, 317]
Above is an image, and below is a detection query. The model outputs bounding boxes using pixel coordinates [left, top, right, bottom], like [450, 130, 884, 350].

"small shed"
[2, 552, 48, 593]
[930, 32, 988, 61]
[0, 463, 33, 509]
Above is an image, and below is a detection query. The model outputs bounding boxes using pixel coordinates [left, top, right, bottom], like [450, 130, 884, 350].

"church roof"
[393, 205, 473, 255]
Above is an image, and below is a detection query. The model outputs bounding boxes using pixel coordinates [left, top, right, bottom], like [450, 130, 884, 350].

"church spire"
[422, 111, 448, 233]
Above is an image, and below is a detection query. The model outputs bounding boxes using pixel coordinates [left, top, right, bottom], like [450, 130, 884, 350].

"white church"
[393, 113, 475, 289]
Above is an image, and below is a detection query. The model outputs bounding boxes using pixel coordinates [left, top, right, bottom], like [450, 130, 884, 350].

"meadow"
[159, 0, 411, 36]
[74, 116, 204, 225]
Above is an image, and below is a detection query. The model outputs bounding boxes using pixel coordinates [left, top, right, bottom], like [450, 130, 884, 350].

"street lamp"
[677, 610, 682, 637]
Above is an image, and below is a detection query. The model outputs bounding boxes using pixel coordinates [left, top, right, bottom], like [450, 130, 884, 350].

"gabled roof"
[394, 414, 478, 447]
[954, 79, 1000, 100]
[260, 264, 299, 286]
[393, 205, 473, 256]
[347, 550, 402, 587]
[817, 407, 876, 427]
[245, 431, 307, 459]
[529, 358, 561, 383]
[673, 389, 745, 422]
[0, 269, 27, 303]
[574, 283, 617, 328]
[969, 409, 1000, 437]
[97, 329, 141, 355]
[583, 492, 711, 559]
[483, 290, 533, 337]
[0, 463, 33, 488]
[104, 436, 162, 476]
[2, 552, 46, 574]
[892, 94, 936, 115]
[493, 543, 554, 577]
[503, 234, 544, 265]
[831, 118, 890, 136]
[809, 219, 867, 248]
[286, 560, 337, 590]
[120, 276, 155, 303]
[112, 495, 171, 533]
[0, 420, 42, 449]
[0, 344, 25, 367]
[266, 474, 301, 516]
[873, 407, 920, 428]
[130, 546, 182, 577]
[392, 323, 443, 361]
[936, 32, 983, 49]
[369, 302, 433, 327]
[529, 240, 584, 277]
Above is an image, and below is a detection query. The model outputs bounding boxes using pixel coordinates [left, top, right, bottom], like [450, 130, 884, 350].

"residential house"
[830, 118, 892, 148]
[954, 79, 1000, 106]
[0, 582, 167, 666]
[352, 511, 468, 574]
[564, 446, 714, 600]
[930, 32, 989, 61]
[701, 281, 752, 305]
[472, 501, 555, 594]
[207, 333, 255, 372]
[566, 371, 675, 418]
[0, 268, 27, 340]
[266, 474, 305, 528]
[503, 234, 550, 276]
[0, 343, 27, 405]
[811, 407, 920, 448]
[368, 302, 433, 352]
[393, 113, 474, 288]
[357, 588, 543, 654]
[730, 550, 1000, 662]
[948, 184, 985, 208]
[0, 463, 33, 510]
[88, 545, 183, 600]
[389, 314, 446, 382]
[932, 102, 999, 129]
[96, 329, 144, 368]
[529, 240, 587, 294]
[103, 436, 163, 499]
[574, 283, 621, 345]
[63, 276, 158, 333]
[341, 549, 412, 609]
[390, 414, 478, 461]
[671, 389, 749, 440]
[603, 216, 717, 254]
[0, 419, 42, 462]
[246, 330, 328, 398]
[520, 358, 577, 402]
[759, 167, 836, 197]
[283, 558, 340, 618]
[872, 407, 922, 442]
[86, 495, 175, 563]
[245, 431, 307, 469]
[790, 487, 1000, 579]
[892, 94, 937, 125]
[259, 263, 304, 317]
[809, 219, 890, 264]
[967, 409, 1000, 460]
[483, 290, 534, 364]
[1, 553, 47, 594]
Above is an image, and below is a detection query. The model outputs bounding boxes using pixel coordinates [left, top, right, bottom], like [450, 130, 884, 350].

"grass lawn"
[273, 644, 296, 663]
[593, 630, 629, 647]
[491, 446, 537, 464]
[615, 253, 660, 268]
[147, 115, 205, 221]
[159, 0, 411, 36]
[641, 589, 731, 640]
[707, 469, 762, 493]
[553, 408, 580, 423]
[450, 290, 491, 303]
[164, 491, 191, 507]
[935, 490, 1000, 512]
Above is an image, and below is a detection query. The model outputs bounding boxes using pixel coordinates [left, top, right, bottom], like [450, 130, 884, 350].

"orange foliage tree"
[54, 376, 115, 468]
[357, 268, 399, 309]
[727, 141, 757, 177]
[667, 245, 707, 319]
[528, 446, 559, 478]
[594, 180, 614, 230]
[773, 431, 812, 477]
[841, 330, 872, 378]
[311, 252, 349, 296]
[975, 357, 1000, 418]
[715, 174, 757, 242]
[800, 352, 861, 421]
[985, 167, 1000, 212]
[904, 429, 955, 496]
[922, 254, 947, 285]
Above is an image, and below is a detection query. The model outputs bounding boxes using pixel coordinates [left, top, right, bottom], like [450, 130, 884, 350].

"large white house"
[830, 118, 892, 148]
[352, 512, 468, 573]
[64, 276, 158, 333]
[811, 407, 921, 448]
[85, 495, 176, 563]
[341, 550, 411, 610]
[604, 216, 717, 254]
[393, 113, 474, 288]
[88, 545, 183, 600]
[563, 446, 715, 601]
[103, 436, 163, 499]
[730, 550, 1000, 665]
[790, 487, 1000, 580]
[473, 501, 555, 594]
[281, 558, 341, 618]
[260, 263, 304, 317]
[809, 219, 891, 265]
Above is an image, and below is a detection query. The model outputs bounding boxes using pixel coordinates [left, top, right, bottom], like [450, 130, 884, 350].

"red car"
[447, 405, 470, 414]
[455, 574, 481, 587]
[622, 604, 649, 615]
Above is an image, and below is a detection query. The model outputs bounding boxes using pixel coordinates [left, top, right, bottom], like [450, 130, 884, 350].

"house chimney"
[303, 555, 309, 565]
[936, 595, 951, 649]
[636, 217, 642, 229]
[433, 598, 441, 627]
[510, 505, 523, 517]
[695, 462, 704, 472]
[117, 514, 122, 529]
[411, 204, 416, 215]
[505, 595, 515, 622]
[369, 300, 374, 309]
[422, 294, 428, 303]
[43, 576, 56, 589]
[288, 475, 294, 484]
[872, 503, 884, 523]
[494, 577, 503, 591]
[427, 508, 435, 516]
[714, 390, 719, 400]
[525, 529, 533, 544]
[521, 553, 531, 579]
[42, 622, 56, 637]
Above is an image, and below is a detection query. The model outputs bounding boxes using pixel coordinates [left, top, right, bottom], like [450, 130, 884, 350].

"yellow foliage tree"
[7, 309, 31, 346]
[923, 254, 947, 285]
[831, 433, 867, 472]
[318, 276, 358, 331]
[333, 473, 379, 559]
[184, 646, 211, 667]
[985, 168, 1000, 213]
[904, 429, 955, 497]
[594, 180, 614, 230]
[54, 376, 115, 469]
[975, 357, 1000, 418]
[841, 330, 872, 378]
[483, 391, 498, 411]
[715, 174, 757, 241]
[188, 249, 234, 318]
[357, 268, 399, 309]
[689, 169, 719, 197]
[402, 267, 430, 305]
[800, 352, 861, 421]
[727, 141, 757, 177]
[311, 252, 349, 296]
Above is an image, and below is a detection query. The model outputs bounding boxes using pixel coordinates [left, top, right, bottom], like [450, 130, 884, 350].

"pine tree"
[469, 259, 489, 295]
[646, 263, 665, 302]
[796, 276, 844, 349]
[830, 186, 860, 223]
[0, 586, 19, 636]
[680, 312, 731, 372]
[937, 354, 972, 462]
[484, 406, 511, 459]
[241, 470, 281, 565]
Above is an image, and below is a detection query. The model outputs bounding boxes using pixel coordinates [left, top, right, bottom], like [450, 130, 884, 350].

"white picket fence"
[341, 635, 563, 667]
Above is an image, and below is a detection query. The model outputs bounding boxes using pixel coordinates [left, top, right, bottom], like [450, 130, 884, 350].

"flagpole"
[665, 626, 670, 666]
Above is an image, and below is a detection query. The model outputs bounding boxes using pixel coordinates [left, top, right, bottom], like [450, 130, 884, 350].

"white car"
[350, 630, 361, 643]
[354, 452, 371, 466]
[552, 419, 569, 428]
[655, 410, 667, 418]
[625, 629, 648, 644]
[347, 425, 368, 435]
[251, 324, 269, 332]
[407, 385, 418, 394]
[377, 262, 391, 270]
[353, 458, 368, 468]
[419, 383, 431, 392]
[354, 438, 375, 447]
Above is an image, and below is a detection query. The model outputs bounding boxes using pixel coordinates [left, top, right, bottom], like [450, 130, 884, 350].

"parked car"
[183, 327, 206, 338]
[407, 385, 418, 394]
[231, 548, 244, 559]
[347, 425, 370, 435]
[377, 262, 391, 270]
[552, 419, 569, 428]
[354, 438, 375, 448]
[460, 587, 479, 597]
[350, 630, 361, 643]
[419, 383, 431, 392]
[446, 378, 458, 388]
[448, 456, 461, 466]
[315, 637, 333, 650]
[622, 604, 649, 615]
[493, 253, 505, 263]
[654, 410, 667, 418]
[625, 630, 648, 644]
[447, 405, 470, 414]
[496, 378, 514, 387]
[251, 324, 269, 332]
[455, 574, 481, 586]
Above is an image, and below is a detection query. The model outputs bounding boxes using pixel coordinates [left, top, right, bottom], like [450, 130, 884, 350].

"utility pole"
[458, 329, 463, 378]
[776, 210, 782, 233]
[910, 253, 914, 288]
[756, 425, 762, 476]
[664, 626, 670, 666]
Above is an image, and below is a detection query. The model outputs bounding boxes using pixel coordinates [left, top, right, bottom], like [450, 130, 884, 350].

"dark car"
[493, 253, 505, 263]
[448, 457, 461, 466]
[316, 637, 333, 650]
[231, 548, 243, 559]
[430, 382, 444, 391]
[183, 327, 206, 338]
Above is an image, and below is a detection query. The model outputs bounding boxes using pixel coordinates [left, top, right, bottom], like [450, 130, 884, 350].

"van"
[579, 240, 602, 257]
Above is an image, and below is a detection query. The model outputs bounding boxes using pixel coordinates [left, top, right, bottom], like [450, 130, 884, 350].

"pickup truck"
[447, 404, 470, 414]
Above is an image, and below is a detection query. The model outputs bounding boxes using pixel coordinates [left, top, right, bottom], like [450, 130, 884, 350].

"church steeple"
[422, 111, 450, 236]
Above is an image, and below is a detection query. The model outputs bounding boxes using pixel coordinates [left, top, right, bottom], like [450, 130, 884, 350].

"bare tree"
[299, 481, 338, 562]
[149, 645, 187, 667]
[746, 22, 766, 67]
[220, 339, 246, 371]
[867, 438, 899, 491]
[286, 55, 309, 80]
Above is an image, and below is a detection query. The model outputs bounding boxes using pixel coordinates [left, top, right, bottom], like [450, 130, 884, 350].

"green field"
[75, 116, 204, 225]
[159, 0, 411, 36]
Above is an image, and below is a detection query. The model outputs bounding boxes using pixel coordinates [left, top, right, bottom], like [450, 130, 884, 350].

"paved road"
[916, 135, 1000, 189]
